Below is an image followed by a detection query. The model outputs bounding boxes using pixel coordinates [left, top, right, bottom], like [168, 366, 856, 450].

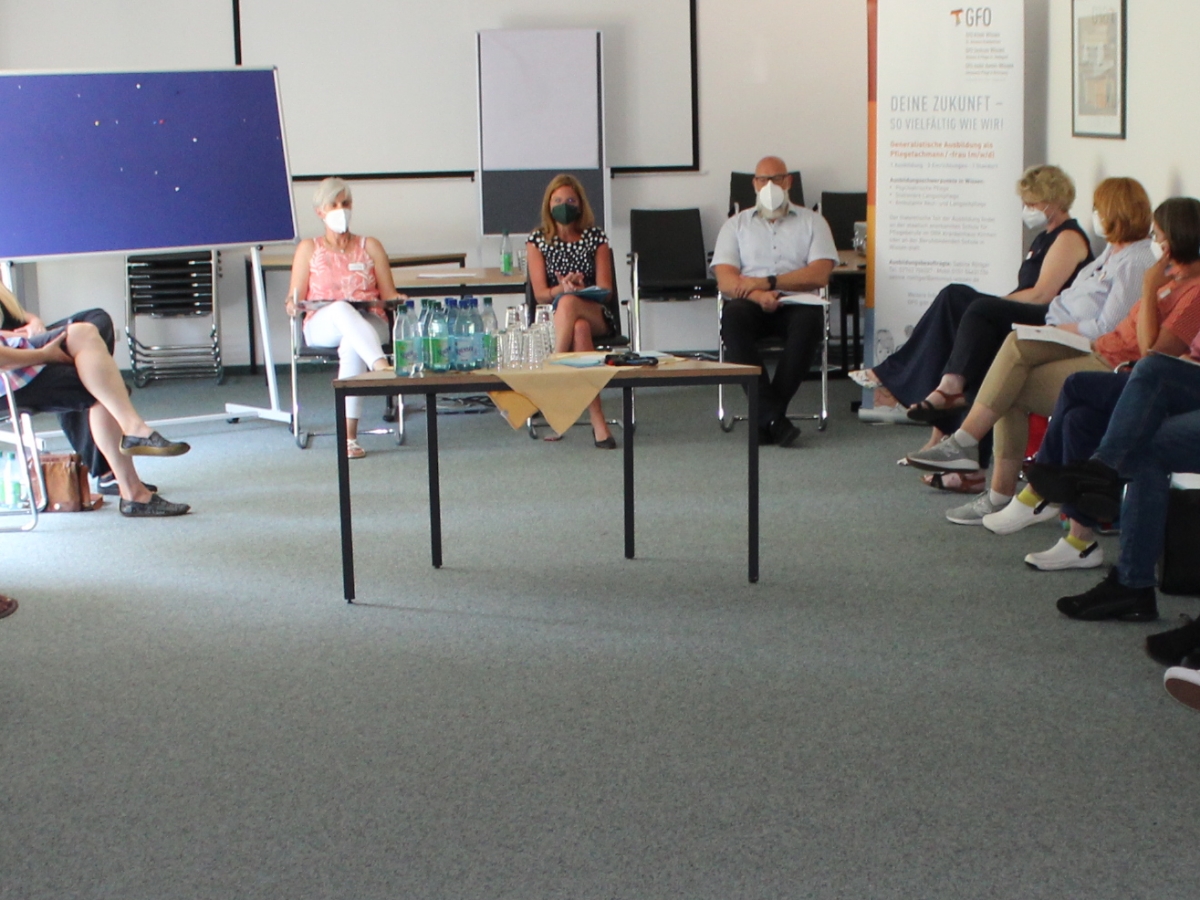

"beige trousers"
[974, 332, 1113, 462]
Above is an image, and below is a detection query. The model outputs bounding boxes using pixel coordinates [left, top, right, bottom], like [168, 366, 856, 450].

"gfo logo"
[950, 7, 992, 26]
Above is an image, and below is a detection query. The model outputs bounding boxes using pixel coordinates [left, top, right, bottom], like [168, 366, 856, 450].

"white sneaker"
[1023, 537, 1104, 571]
[982, 496, 1061, 535]
[945, 492, 1003, 525]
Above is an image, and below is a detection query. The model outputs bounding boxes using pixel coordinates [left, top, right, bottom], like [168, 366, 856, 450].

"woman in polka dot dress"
[526, 174, 617, 448]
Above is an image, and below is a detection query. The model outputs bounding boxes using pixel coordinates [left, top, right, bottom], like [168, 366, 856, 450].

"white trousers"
[303, 302, 387, 420]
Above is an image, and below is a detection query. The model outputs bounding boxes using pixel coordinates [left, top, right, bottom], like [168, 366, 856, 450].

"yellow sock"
[1017, 486, 1042, 508]
[1065, 533, 1091, 551]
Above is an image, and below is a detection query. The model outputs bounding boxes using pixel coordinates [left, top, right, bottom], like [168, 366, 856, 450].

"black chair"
[820, 191, 868, 370]
[524, 245, 630, 354]
[628, 208, 717, 353]
[819, 192, 867, 251]
[728, 171, 805, 217]
[715, 290, 830, 434]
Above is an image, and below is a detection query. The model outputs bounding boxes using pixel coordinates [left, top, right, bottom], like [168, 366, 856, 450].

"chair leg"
[716, 294, 735, 432]
[395, 395, 405, 446]
[818, 303, 830, 432]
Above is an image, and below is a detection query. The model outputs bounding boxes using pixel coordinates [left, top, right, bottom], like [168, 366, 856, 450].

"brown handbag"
[29, 452, 103, 512]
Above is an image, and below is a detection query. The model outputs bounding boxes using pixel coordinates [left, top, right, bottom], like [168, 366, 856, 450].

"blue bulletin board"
[0, 68, 296, 260]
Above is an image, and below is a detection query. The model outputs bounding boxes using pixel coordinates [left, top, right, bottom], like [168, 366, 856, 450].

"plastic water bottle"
[499, 231, 513, 276]
[425, 301, 452, 373]
[1, 451, 23, 509]
[453, 299, 481, 371]
[445, 298, 460, 370]
[480, 297, 499, 368]
[468, 299, 486, 368]
[414, 300, 430, 370]
[394, 300, 420, 376]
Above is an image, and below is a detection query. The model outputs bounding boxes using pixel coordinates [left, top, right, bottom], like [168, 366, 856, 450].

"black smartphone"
[605, 353, 658, 367]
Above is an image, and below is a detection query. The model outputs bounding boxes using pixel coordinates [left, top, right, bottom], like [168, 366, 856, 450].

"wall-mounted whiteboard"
[239, 0, 693, 176]
[0, 68, 296, 259]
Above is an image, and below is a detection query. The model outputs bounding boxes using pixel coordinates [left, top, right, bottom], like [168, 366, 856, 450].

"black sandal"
[907, 389, 968, 424]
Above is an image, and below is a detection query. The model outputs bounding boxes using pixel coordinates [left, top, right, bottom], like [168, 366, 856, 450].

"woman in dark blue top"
[854, 165, 1092, 407]
[851, 165, 1092, 484]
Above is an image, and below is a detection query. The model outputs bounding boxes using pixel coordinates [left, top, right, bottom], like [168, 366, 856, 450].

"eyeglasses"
[752, 174, 789, 186]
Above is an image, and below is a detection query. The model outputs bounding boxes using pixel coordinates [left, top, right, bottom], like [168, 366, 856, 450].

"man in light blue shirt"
[712, 156, 839, 446]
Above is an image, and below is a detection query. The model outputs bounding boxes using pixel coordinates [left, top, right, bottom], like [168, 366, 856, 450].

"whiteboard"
[479, 30, 600, 172]
[478, 30, 605, 235]
[239, 0, 693, 175]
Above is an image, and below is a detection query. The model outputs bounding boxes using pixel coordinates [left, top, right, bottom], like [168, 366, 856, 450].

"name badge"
[348, 262, 366, 272]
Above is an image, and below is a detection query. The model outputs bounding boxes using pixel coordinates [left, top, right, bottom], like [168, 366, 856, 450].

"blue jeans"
[1094, 355, 1200, 587]
[1036, 370, 1129, 527]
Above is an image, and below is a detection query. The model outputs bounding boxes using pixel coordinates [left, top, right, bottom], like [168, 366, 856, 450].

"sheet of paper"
[779, 292, 830, 307]
[1013, 324, 1092, 353]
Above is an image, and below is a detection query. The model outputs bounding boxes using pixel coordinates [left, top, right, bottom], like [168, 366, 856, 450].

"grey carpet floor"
[3, 372, 1199, 899]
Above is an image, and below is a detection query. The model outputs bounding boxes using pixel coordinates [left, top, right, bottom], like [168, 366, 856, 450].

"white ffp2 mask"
[1091, 209, 1107, 240]
[756, 182, 788, 219]
[324, 208, 350, 234]
[1022, 205, 1048, 230]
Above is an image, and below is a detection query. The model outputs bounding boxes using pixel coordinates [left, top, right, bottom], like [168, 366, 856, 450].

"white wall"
[1046, 1, 1199, 228]
[1, 0, 871, 364]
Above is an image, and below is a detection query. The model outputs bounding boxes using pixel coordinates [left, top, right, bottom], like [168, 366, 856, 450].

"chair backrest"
[819, 191, 867, 251]
[629, 208, 711, 288]
[728, 171, 805, 217]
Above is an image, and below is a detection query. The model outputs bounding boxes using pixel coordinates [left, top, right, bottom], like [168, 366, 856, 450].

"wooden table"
[243, 251, 469, 373]
[390, 266, 527, 298]
[832, 249, 867, 371]
[333, 360, 762, 601]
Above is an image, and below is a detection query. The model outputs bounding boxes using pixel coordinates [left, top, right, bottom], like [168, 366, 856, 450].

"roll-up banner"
[865, 1, 1024, 409]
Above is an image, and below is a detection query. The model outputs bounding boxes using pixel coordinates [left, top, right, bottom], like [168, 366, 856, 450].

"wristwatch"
[767, 275, 777, 291]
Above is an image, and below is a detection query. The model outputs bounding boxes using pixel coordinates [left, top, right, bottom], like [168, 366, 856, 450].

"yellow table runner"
[488, 356, 620, 434]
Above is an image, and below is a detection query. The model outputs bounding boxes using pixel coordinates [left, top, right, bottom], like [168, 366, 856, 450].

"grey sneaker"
[945, 492, 1003, 525]
[906, 434, 980, 472]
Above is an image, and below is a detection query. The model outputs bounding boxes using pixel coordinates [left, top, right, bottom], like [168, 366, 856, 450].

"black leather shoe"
[1057, 568, 1158, 622]
[769, 417, 801, 448]
[120, 431, 191, 457]
[119, 493, 190, 517]
[1146, 617, 1200, 666]
[593, 429, 617, 450]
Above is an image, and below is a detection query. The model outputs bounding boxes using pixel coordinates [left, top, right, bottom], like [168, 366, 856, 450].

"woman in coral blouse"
[287, 178, 401, 459]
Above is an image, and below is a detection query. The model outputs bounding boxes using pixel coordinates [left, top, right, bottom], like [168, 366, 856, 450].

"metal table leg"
[747, 377, 760, 583]
[336, 388, 355, 601]
[426, 392, 443, 568]
[623, 386, 635, 559]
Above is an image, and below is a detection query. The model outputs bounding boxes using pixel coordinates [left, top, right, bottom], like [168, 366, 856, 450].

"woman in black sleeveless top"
[851, 165, 1092, 475]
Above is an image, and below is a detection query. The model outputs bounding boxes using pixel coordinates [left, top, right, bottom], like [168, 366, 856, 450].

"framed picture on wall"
[1071, 0, 1126, 138]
